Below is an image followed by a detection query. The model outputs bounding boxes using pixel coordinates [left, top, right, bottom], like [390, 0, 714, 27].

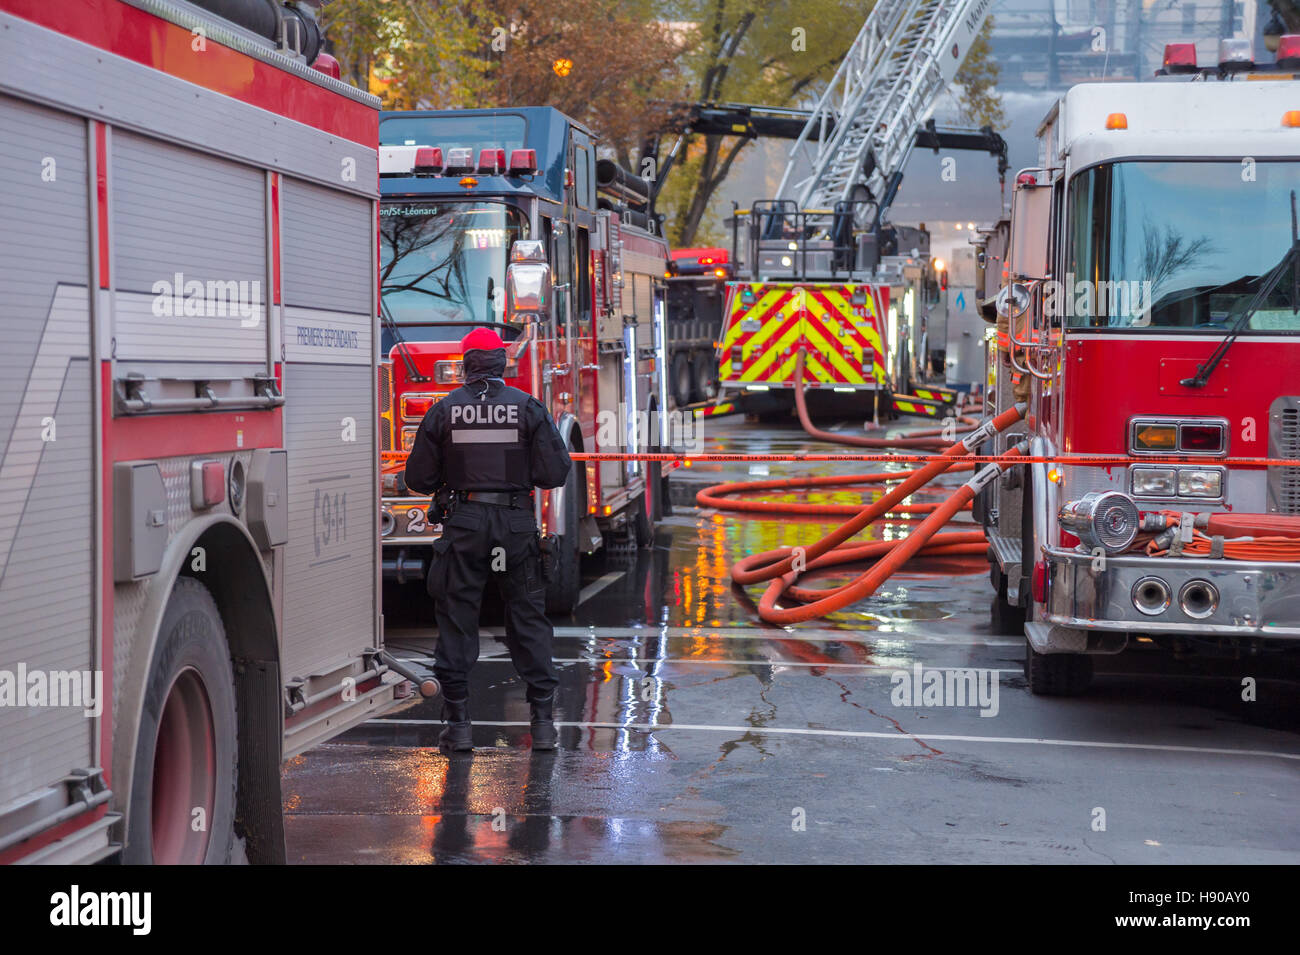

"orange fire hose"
[1145, 510, 1300, 561]
[792, 351, 978, 450]
[700, 348, 1029, 623]
[754, 451, 1025, 624]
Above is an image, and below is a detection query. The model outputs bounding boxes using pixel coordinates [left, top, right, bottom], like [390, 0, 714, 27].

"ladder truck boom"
[716, 0, 997, 421]
[777, 0, 996, 220]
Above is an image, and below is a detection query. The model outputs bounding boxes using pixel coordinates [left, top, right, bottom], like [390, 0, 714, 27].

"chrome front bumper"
[1042, 547, 1300, 639]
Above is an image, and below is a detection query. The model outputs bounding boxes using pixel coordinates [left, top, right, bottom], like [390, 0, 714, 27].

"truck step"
[890, 393, 951, 418]
[684, 399, 739, 418]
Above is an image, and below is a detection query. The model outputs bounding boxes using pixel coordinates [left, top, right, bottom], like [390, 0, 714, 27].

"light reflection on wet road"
[283, 419, 1300, 864]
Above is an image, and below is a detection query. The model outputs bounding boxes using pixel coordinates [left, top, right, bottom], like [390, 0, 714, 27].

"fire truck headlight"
[434, 360, 463, 384]
[1057, 491, 1139, 555]
[1131, 467, 1177, 497]
[401, 427, 418, 451]
[1177, 468, 1223, 498]
[780, 256, 792, 267]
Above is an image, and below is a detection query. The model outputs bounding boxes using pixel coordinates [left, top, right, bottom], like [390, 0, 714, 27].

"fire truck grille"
[379, 363, 393, 452]
[1271, 401, 1299, 514]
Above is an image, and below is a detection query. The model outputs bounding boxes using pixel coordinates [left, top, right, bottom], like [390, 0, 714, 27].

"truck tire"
[692, 349, 718, 402]
[671, 351, 692, 408]
[124, 577, 238, 864]
[1025, 639, 1093, 696]
[545, 463, 582, 615]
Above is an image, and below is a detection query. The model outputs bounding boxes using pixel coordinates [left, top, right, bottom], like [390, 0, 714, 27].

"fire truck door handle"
[553, 364, 571, 376]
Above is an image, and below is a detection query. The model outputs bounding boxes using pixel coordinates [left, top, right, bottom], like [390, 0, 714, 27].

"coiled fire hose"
[1144, 511, 1300, 561]
[700, 349, 1029, 624]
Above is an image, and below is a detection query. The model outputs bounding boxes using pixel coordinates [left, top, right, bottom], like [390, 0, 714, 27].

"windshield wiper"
[1182, 190, 1300, 388]
[379, 297, 431, 384]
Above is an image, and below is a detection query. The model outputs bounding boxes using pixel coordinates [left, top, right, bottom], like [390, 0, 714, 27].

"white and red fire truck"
[376, 109, 677, 613]
[984, 39, 1300, 694]
[0, 0, 395, 863]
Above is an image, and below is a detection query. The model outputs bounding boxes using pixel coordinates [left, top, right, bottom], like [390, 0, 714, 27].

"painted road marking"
[393, 654, 1020, 673]
[387, 625, 1021, 647]
[576, 571, 626, 606]
[373, 719, 1300, 763]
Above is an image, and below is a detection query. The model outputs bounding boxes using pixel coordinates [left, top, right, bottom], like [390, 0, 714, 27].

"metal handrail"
[1004, 281, 1057, 381]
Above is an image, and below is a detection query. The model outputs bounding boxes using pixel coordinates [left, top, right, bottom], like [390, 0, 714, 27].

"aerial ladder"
[711, 0, 1003, 420]
[776, 0, 999, 231]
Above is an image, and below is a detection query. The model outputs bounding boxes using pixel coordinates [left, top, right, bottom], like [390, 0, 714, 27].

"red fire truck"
[0, 0, 395, 863]
[376, 109, 676, 613]
[984, 41, 1300, 694]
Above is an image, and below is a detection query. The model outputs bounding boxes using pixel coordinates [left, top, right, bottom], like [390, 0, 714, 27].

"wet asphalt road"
[283, 415, 1300, 864]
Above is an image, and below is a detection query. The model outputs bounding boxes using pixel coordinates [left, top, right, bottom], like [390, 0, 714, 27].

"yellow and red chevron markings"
[719, 283, 889, 388]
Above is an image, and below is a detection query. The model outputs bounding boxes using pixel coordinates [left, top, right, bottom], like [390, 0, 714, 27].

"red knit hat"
[460, 327, 505, 353]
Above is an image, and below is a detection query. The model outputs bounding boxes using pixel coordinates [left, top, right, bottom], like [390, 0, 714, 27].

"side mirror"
[506, 239, 551, 323]
[996, 283, 1032, 320]
[1008, 175, 1051, 281]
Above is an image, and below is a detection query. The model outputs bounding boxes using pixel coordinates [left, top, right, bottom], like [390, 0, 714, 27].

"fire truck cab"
[377, 108, 674, 614]
[985, 46, 1300, 694]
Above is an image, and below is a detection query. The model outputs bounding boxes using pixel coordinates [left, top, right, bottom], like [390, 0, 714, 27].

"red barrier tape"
[567, 452, 1300, 467]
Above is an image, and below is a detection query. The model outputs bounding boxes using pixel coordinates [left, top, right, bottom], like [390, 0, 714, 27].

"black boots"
[438, 695, 473, 753]
[530, 693, 558, 751]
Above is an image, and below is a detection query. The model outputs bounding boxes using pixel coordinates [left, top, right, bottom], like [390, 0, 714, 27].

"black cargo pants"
[427, 500, 558, 704]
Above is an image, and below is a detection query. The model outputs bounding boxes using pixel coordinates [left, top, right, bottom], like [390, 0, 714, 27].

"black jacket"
[404, 347, 572, 494]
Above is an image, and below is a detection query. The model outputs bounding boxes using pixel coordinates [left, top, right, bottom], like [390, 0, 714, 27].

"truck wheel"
[124, 577, 237, 864]
[990, 576, 1026, 636]
[545, 464, 582, 615]
[692, 350, 719, 402]
[1025, 639, 1093, 696]
[671, 351, 692, 408]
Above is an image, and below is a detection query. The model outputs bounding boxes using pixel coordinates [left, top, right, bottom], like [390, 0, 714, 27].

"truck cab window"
[1067, 161, 1300, 332]
[379, 200, 528, 343]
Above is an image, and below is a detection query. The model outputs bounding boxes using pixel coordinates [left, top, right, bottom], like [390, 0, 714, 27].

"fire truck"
[984, 39, 1300, 695]
[717, 213, 895, 420]
[0, 0, 396, 864]
[376, 108, 675, 614]
[709, 0, 1003, 423]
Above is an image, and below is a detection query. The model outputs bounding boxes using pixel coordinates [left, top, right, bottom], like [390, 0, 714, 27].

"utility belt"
[455, 489, 533, 509]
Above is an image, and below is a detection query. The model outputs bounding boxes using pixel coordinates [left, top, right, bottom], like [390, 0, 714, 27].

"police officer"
[404, 327, 572, 753]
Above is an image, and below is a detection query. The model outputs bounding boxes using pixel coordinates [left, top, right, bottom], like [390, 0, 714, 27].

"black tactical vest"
[440, 383, 533, 491]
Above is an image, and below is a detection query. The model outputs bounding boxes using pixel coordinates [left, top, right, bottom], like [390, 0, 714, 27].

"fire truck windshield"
[1067, 160, 1300, 333]
[379, 201, 529, 341]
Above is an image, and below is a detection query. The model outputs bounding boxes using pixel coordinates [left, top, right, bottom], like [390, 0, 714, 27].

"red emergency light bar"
[1159, 34, 1300, 75]
[1279, 34, 1300, 69]
[312, 52, 341, 79]
[1163, 42, 1197, 73]
[478, 148, 507, 173]
[670, 248, 733, 263]
[389, 144, 538, 178]
[672, 247, 729, 264]
[413, 146, 443, 173]
[509, 149, 537, 173]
